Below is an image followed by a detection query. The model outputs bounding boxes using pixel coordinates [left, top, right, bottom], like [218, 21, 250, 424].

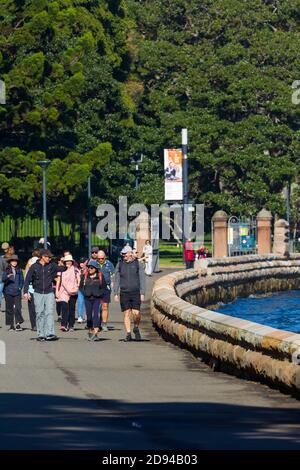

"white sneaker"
[77, 318, 83, 324]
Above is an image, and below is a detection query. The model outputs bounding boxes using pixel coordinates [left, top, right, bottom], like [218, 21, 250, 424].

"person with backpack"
[79, 260, 107, 342]
[114, 245, 146, 342]
[3, 254, 24, 331]
[56, 255, 80, 332]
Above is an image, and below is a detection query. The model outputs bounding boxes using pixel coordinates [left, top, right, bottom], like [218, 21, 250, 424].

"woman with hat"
[79, 260, 107, 341]
[56, 254, 80, 332]
[2, 254, 24, 331]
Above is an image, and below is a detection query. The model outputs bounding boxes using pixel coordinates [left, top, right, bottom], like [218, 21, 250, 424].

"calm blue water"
[216, 290, 300, 333]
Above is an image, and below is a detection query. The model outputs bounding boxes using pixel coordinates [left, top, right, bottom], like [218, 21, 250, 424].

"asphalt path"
[0, 268, 300, 450]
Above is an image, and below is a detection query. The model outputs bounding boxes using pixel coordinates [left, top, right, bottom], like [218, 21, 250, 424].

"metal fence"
[0, 216, 108, 262]
[228, 216, 257, 256]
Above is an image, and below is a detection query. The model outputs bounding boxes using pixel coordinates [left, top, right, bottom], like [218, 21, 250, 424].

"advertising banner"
[164, 149, 183, 200]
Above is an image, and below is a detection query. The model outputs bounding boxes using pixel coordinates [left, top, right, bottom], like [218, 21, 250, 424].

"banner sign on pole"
[164, 149, 183, 201]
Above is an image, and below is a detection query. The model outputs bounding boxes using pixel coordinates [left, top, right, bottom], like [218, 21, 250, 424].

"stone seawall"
[151, 255, 300, 397]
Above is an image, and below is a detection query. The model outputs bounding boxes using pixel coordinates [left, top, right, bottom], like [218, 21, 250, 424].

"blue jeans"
[34, 292, 56, 338]
[0, 282, 4, 307]
[77, 290, 86, 320]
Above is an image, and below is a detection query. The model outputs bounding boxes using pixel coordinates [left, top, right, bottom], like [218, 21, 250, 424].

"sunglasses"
[98, 257, 105, 260]
[92, 251, 98, 254]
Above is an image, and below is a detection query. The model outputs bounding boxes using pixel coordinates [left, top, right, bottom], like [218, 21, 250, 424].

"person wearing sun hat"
[56, 254, 80, 332]
[3, 254, 24, 331]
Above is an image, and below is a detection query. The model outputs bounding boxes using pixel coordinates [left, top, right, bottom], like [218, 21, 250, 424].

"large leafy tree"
[128, 0, 300, 223]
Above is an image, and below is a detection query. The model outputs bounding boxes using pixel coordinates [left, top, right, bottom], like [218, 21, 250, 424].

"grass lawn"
[159, 243, 184, 268]
[158, 240, 212, 268]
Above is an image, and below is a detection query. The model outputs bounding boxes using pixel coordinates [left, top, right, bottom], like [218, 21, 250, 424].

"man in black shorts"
[114, 245, 146, 341]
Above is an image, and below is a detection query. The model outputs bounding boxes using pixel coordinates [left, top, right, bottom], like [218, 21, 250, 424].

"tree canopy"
[128, 0, 300, 221]
[1, 0, 300, 233]
[0, 0, 132, 224]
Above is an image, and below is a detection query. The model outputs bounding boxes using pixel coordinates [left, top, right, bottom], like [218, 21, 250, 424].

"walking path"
[0, 268, 300, 449]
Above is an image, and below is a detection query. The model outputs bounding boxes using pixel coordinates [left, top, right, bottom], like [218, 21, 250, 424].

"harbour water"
[216, 290, 300, 333]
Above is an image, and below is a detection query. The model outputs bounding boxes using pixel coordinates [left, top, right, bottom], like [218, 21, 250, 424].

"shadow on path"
[0, 393, 300, 450]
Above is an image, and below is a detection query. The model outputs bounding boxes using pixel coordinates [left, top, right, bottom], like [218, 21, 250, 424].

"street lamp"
[182, 128, 189, 246]
[131, 154, 144, 189]
[37, 160, 50, 249]
[87, 175, 92, 258]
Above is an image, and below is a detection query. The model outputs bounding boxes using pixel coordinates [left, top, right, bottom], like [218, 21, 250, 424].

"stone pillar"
[212, 210, 228, 258]
[135, 211, 151, 257]
[256, 209, 272, 255]
[273, 219, 290, 256]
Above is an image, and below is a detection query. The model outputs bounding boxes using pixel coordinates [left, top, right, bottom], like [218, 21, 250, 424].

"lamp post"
[37, 160, 50, 249]
[132, 154, 144, 189]
[182, 128, 189, 247]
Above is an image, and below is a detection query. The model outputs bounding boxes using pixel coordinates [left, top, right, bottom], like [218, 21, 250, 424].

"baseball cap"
[121, 245, 133, 254]
[39, 249, 53, 258]
[87, 260, 99, 270]
[1, 242, 9, 250]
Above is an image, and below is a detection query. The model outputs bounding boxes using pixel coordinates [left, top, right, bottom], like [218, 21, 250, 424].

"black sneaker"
[124, 332, 132, 342]
[37, 337, 46, 342]
[45, 335, 58, 341]
[15, 324, 23, 332]
[8, 326, 14, 332]
[133, 326, 142, 341]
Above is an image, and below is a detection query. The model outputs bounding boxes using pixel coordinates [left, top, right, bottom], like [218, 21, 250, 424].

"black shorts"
[120, 291, 141, 312]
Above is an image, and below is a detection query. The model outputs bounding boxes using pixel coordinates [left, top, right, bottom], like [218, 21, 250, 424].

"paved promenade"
[0, 269, 300, 450]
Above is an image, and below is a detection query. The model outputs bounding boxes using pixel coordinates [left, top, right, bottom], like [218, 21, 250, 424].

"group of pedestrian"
[1, 242, 146, 343]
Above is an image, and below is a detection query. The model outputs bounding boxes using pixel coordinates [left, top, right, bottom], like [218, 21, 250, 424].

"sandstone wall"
[151, 255, 300, 397]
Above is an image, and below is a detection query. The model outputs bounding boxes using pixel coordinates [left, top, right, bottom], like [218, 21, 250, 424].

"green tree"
[0, 0, 133, 242]
[128, 0, 300, 223]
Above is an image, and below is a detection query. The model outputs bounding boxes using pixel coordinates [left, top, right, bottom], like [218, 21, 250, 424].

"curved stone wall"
[151, 255, 300, 397]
